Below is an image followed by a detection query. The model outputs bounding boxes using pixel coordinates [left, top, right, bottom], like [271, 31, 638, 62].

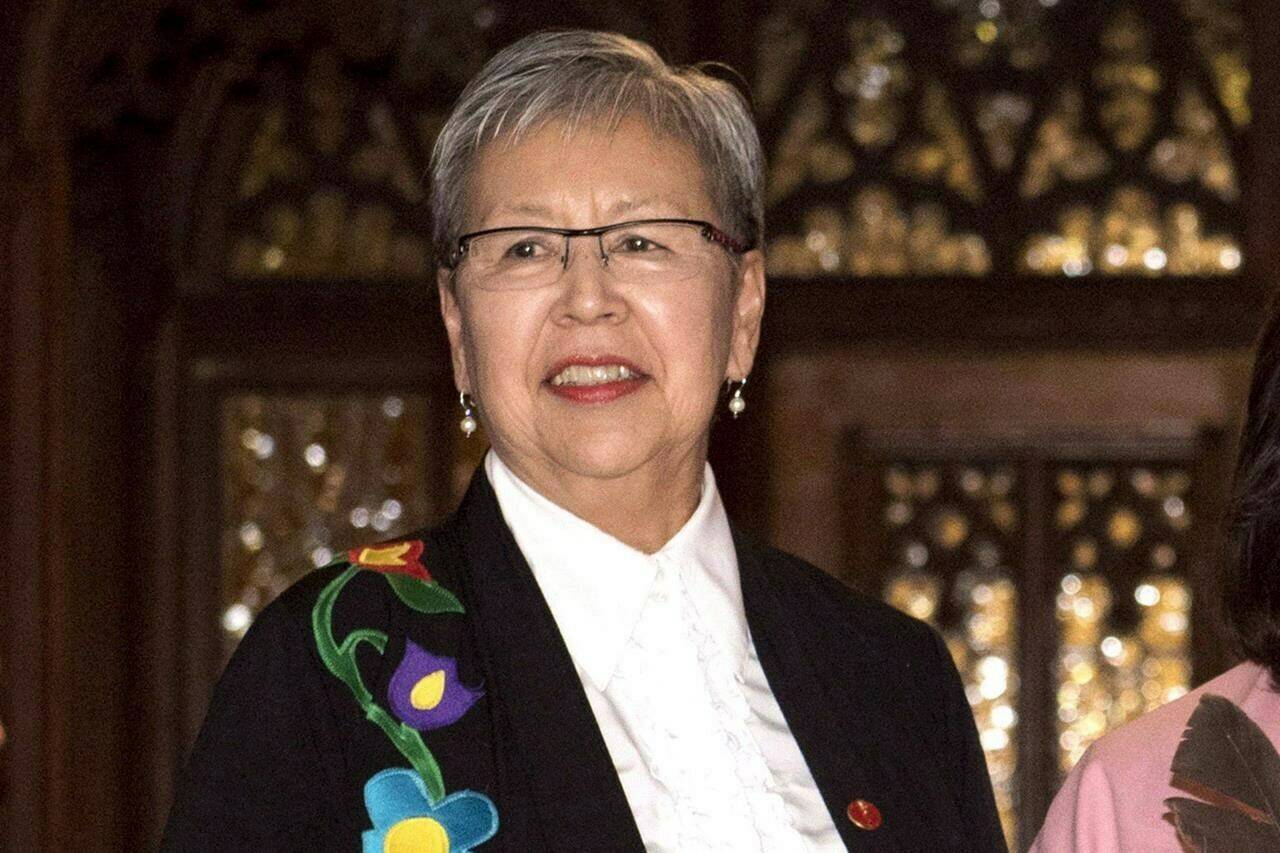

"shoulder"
[253, 548, 404, 633]
[755, 541, 942, 656]
[1085, 661, 1269, 776]
[1073, 661, 1273, 788]
[1031, 662, 1272, 852]
[285, 533, 460, 604]
[163, 532, 478, 847]
[239, 532, 463, 663]
[747, 540, 959, 709]
[751, 542, 997, 732]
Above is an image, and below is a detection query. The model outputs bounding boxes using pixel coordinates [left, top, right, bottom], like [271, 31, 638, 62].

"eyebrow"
[484, 196, 688, 224]
[492, 202, 556, 218]
[606, 197, 667, 217]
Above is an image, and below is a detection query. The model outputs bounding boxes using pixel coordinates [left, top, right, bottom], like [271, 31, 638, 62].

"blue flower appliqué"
[362, 768, 499, 853]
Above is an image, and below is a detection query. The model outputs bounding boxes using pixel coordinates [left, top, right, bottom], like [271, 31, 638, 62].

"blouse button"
[846, 799, 882, 831]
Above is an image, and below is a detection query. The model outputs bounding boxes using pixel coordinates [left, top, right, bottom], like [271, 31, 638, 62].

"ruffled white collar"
[485, 450, 747, 691]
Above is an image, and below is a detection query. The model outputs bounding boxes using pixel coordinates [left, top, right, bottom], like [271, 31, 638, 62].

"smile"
[549, 364, 639, 386]
[543, 357, 649, 404]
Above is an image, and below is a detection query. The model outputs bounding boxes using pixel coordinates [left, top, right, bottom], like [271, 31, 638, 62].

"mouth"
[543, 356, 649, 403]
[549, 363, 641, 386]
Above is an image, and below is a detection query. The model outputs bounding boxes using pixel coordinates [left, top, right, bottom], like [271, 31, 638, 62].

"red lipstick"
[543, 355, 649, 405]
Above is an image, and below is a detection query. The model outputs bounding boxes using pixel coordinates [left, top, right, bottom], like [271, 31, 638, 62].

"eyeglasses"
[443, 218, 751, 291]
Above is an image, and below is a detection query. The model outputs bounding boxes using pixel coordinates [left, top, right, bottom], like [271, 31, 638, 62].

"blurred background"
[4, 0, 1277, 849]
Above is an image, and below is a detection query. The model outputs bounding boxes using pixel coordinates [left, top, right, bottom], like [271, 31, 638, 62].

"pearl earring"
[727, 377, 747, 418]
[459, 391, 478, 437]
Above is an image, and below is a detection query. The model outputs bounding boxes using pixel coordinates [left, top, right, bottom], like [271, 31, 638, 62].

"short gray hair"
[429, 30, 764, 258]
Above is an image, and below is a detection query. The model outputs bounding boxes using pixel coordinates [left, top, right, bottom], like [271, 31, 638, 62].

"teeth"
[550, 364, 638, 386]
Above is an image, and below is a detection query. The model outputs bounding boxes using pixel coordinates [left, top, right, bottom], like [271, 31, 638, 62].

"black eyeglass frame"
[440, 218, 753, 271]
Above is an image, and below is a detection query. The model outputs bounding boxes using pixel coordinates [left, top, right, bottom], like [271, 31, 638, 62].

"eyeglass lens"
[458, 221, 724, 290]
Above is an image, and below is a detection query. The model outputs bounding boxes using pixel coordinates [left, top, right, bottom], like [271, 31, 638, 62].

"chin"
[546, 429, 659, 482]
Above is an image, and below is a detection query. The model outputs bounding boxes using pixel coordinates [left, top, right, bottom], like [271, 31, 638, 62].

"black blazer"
[162, 469, 1007, 852]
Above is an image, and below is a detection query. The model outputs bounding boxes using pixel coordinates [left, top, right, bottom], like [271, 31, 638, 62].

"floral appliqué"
[363, 769, 497, 853]
[313, 540, 497, 851]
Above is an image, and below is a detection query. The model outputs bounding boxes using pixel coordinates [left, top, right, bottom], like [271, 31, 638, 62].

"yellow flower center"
[358, 543, 412, 567]
[383, 817, 450, 853]
[410, 670, 447, 710]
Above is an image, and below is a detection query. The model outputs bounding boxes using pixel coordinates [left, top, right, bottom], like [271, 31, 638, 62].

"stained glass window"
[866, 447, 1202, 848]
[757, 0, 1248, 279]
[220, 394, 437, 651]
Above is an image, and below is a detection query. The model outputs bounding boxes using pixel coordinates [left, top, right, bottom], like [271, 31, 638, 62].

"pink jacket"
[1030, 661, 1277, 852]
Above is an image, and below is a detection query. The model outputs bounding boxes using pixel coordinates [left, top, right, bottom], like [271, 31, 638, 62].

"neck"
[494, 445, 707, 554]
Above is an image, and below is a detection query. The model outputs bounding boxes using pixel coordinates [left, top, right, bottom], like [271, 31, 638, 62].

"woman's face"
[439, 117, 765, 489]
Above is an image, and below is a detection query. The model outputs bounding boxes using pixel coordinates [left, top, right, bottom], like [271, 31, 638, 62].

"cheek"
[647, 286, 735, 400]
[460, 294, 542, 403]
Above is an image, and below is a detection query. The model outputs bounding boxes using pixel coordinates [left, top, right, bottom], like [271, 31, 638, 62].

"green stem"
[338, 628, 388, 658]
[365, 705, 447, 803]
[311, 565, 447, 802]
[312, 567, 376, 706]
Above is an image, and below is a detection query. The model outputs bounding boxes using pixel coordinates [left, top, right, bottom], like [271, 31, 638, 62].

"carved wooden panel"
[846, 433, 1216, 848]
[876, 461, 1023, 845]
[756, 0, 1248, 280]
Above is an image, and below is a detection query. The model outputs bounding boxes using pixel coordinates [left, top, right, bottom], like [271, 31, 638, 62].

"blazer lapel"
[735, 529, 954, 850]
[448, 471, 646, 853]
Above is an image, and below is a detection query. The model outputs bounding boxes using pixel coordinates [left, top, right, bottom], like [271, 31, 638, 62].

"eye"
[622, 236, 655, 252]
[611, 233, 668, 254]
[501, 235, 557, 261]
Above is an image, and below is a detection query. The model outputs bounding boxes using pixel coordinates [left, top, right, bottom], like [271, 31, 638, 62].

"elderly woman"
[163, 30, 1004, 852]
[1031, 303, 1280, 852]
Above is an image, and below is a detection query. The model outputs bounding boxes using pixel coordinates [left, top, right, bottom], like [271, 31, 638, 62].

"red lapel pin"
[846, 799, 882, 831]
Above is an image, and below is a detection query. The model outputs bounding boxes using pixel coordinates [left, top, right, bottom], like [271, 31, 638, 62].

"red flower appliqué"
[347, 540, 431, 583]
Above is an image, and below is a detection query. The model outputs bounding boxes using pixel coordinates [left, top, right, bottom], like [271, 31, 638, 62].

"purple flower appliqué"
[387, 641, 483, 731]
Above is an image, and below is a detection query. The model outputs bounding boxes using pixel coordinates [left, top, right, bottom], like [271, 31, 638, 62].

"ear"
[726, 249, 766, 381]
[437, 270, 471, 393]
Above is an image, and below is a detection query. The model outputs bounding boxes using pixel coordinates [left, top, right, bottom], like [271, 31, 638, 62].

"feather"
[1166, 797, 1280, 852]
[1163, 694, 1280, 852]
[1171, 695, 1280, 818]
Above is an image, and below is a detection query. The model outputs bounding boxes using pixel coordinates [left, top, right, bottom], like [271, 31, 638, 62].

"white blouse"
[485, 452, 844, 852]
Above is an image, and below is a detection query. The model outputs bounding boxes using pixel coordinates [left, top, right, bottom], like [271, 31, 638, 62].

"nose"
[553, 234, 627, 326]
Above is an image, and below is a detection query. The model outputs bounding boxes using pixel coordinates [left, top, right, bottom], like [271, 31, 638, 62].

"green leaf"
[387, 574, 465, 615]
